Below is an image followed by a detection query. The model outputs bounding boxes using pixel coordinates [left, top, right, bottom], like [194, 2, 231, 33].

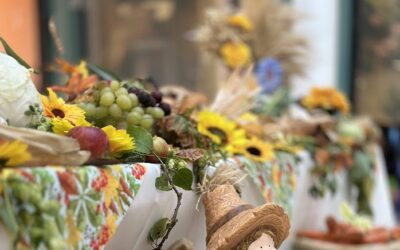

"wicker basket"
[294, 238, 400, 250]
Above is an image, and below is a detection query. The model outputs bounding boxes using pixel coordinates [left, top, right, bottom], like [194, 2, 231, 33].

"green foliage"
[148, 218, 171, 243]
[87, 62, 120, 81]
[127, 126, 153, 154]
[155, 173, 172, 191]
[0, 36, 37, 73]
[172, 168, 193, 191]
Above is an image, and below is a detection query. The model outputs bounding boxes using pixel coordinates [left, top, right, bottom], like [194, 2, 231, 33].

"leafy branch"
[151, 161, 183, 250]
[126, 125, 193, 249]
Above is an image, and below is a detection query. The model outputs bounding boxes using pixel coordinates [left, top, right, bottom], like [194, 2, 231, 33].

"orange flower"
[301, 87, 350, 114]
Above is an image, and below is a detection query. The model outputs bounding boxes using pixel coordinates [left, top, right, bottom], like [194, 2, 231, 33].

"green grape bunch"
[79, 80, 171, 132]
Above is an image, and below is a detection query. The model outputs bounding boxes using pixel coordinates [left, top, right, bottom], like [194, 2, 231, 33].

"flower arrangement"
[301, 87, 351, 115]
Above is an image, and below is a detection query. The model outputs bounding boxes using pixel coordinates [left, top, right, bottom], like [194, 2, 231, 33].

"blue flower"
[255, 58, 283, 94]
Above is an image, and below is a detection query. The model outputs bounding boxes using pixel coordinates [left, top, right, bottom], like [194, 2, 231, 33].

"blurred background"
[2, 0, 400, 218]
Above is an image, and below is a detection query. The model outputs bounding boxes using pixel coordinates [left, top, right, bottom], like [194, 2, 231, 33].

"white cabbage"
[0, 52, 42, 127]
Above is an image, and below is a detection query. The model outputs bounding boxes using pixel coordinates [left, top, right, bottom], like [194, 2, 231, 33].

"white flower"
[0, 52, 42, 127]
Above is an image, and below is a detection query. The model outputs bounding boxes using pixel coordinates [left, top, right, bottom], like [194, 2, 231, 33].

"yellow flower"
[75, 60, 89, 79]
[102, 126, 135, 157]
[272, 164, 280, 186]
[103, 168, 120, 207]
[51, 117, 91, 135]
[228, 14, 253, 31]
[41, 88, 86, 124]
[106, 214, 118, 236]
[0, 140, 31, 166]
[227, 137, 275, 162]
[301, 87, 350, 114]
[220, 42, 251, 69]
[197, 110, 245, 145]
[66, 211, 81, 248]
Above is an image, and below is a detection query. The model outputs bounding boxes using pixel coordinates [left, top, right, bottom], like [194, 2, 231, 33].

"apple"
[68, 126, 109, 159]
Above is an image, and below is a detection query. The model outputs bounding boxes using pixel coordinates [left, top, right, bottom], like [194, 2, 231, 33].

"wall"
[291, 0, 340, 98]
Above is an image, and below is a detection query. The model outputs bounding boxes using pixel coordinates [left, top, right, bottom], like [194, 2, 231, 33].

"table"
[0, 147, 395, 250]
[106, 147, 395, 250]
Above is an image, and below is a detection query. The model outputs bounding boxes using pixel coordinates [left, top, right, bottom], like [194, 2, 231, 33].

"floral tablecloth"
[0, 164, 146, 250]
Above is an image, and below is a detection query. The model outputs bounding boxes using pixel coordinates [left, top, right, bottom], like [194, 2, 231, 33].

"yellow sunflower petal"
[228, 14, 253, 31]
[228, 137, 275, 162]
[0, 140, 31, 166]
[220, 42, 251, 69]
[102, 126, 135, 157]
[51, 118, 75, 135]
[197, 110, 245, 145]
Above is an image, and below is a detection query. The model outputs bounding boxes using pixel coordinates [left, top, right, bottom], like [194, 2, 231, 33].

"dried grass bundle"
[242, 0, 308, 79]
[196, 0, 308, 81]
[209, 67, 260, 118]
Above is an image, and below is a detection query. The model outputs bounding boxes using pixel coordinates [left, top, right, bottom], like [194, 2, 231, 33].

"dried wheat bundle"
[196, 0, 308, 81]
[209, 67, 260, 118]
[195, 9, 249, 55]
[242, 0, 308, 79]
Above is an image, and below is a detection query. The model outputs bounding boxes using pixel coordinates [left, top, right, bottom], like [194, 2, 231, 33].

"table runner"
[0, 164, 146, 250]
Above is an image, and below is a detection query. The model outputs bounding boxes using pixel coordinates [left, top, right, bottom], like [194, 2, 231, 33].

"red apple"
[68, 126, 109, 159]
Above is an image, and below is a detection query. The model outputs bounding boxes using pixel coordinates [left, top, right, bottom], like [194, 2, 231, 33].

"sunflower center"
[52, 108, 65, 118]
[246, 146, 262, 156]
[207, 127, 228, 143]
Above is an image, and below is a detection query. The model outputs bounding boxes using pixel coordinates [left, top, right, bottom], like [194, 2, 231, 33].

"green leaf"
[148, 218, 171, 242]
[0, 36, 37, 73]
[87, 63, 121, 81]
[155, 173, 172, 191]
[172, 167, 193, 191]
[127, 126, 153, 154]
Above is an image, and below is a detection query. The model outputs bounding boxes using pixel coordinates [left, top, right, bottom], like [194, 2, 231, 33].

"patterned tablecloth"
[0, 164, 146, 250]
[0, 148, 395, 250]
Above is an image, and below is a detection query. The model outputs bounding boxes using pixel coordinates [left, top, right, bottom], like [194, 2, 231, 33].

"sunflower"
[220, 42, 251, 69]
[0, 140, 31, 166]
[301, 87, 350, 114]
[51, 117, 91, 135]
[41, 88, 86, 124]
[227, 137, 275, 162]
[197, 110, 245, 145]
[102, 126, 135, 157]
[228, 14, 253, 32]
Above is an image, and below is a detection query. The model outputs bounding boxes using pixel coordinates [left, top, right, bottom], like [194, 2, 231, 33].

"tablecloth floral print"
[238, 152, 299, 216]
[0, 164, 146, 250]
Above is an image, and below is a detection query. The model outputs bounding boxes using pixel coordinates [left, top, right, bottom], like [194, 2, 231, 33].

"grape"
[100, 87, 112, 95]
[132, 107, 144, 115]
[151, 90, 163, 103]
[140, 114, 154, 129]
[137, 91, 157, 107]
[115, 95, 132, 110]
[128, 87, 143, 95]
[109, 104, 123, 118]
[127, 112, 142, 125]
[151, 107, 165, 119]
[128, 93, 139, 107]
[145, 107, 154, 114]
[158, 102, 171, 116]
[110, 81, 120, 91]
[95, 106, 109, 119]
[84, 103, 96, 117]
[114, 88, 128, 96]
[100, 92, 115, 107]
